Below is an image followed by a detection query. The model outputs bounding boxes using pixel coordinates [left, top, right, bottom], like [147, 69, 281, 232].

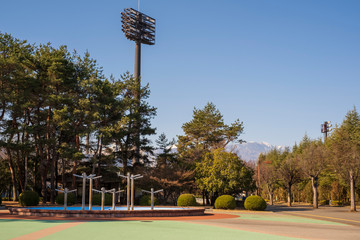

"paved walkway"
[1, 205, 360, 240]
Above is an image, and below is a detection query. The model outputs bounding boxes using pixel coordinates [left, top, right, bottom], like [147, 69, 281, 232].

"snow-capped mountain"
[227, 141, 286, 162]
[153, 142, 285, 162]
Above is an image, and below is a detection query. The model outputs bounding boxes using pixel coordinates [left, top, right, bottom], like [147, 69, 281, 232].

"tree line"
[258, 108, 360, 211]
[0, 32, 156, 203]
[0, 33, 256, 205]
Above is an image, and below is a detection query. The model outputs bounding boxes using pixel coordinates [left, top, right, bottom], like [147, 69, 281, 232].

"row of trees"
[259, 108, 360, 211]
[0, 32, 156, 203]
[0, 33, 256, 205]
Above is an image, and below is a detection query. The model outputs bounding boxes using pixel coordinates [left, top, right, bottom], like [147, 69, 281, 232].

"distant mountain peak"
[227, 141, 285, 162]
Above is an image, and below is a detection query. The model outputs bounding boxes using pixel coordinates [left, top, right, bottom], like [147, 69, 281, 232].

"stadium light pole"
[321, 121, 332, 141]
[121, 8, 156, 164]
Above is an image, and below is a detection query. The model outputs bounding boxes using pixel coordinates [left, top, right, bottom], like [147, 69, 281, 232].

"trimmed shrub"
[92, 193, 112, 206]
[140, 195, 159, 206]
[215, 195, 236, 209]
[177, 194, 197, 206]
[244, 195, 267, 211]
[19, 191, 40, 206]
[55, 193, 76, 206]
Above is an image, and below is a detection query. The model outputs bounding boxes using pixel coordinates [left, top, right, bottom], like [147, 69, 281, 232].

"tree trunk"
[50, 149, 56, 204]
[266, 184, 273, 205]
[349, 170, 356, 212]
[287, 184, 292, 207]
[202, 191, 205, 206]
[7, 149, 17, 201]
[96, 137, 103, 189]
[72, 135, 81, 189]
[311, 176, 319, 208]
[62, 158, 65, 188]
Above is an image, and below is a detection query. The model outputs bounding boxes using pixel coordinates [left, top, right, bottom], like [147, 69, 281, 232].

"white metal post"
[88, 175, 101, 211]
[150, 188, 154, 210]
[73, 173, 88, 211]
[141, 188, 163, 210]
[131, 175, 134, 210]
[82, 173, 86, 210]
[89, 178, 93, 210]
[127, 173, 130, 210]
[64, 190, 68, 210]
[56, 188, 76, 211]
[101, 187, 105, 210]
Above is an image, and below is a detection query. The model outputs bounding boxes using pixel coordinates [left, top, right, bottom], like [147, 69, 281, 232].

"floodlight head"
[121, 8, 156, 45]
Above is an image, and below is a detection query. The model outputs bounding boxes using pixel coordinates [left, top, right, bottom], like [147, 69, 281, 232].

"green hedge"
[19, 191, 40, 206]
[244, 195, 267, 211]
[177, 194, 197, 206]
[214, 195, 236, 209]
[55, 193, 77, 206]
[92, 193, 112, 205]
[140, 195, 159, 206]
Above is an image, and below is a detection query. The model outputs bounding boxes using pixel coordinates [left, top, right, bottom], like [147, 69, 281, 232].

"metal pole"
[127, 173, 130, 210]
[82, 173, 86, 210]
[134, 41, 141, 82]
[133, 10, 142, 166]
[151, 188, 154, 210]
[131, 175, 134, 210]
[89, 178, 93, 210]
[64, 188, 68, 211]
[101, 187, 105, 211]
[134, 41, 141, 165]
[112, 191, 116, 210]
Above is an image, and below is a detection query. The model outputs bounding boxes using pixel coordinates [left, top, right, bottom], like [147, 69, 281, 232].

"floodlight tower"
[321, 121, 332, 141]
[121, 8, 156, 164]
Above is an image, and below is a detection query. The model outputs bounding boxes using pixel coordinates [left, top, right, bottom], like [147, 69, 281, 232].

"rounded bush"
[92, 193, 112, 206]
[140, 195, 159, 206]
[19, 191, 40, 206]
[55, 193, 76, 206]
[214, 195, 236, 209]
[177, 194, 197, 206]
[244, 195, 267, 211]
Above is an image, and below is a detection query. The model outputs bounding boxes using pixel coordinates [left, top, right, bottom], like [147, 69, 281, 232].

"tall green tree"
[177, 102, 244, 167]
[296, 138, 328, 208]
[327, 108, 360, 211]
[196, 148, 255, 204]
[278, 150, 302, 207]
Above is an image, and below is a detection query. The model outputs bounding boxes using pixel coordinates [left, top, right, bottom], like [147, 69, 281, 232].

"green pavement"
[0, 219, 67, 239]
[41, 220, 305, 240]
[0, 211, 349, 240]
[236, 213, 347, 226]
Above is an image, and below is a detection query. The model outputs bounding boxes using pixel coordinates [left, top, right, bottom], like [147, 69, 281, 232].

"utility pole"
[321, 121, 332, 141]
[121, 8, 156, 164]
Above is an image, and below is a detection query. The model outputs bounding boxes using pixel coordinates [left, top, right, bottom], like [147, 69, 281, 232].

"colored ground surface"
[2, 219, 303, 240]
[0, 219, 66, 239]
[236, 213, 347, 226]
[1, 206, 360, 240]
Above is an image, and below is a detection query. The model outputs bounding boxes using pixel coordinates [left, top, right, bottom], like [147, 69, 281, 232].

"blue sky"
[1, 0, 359, 147]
